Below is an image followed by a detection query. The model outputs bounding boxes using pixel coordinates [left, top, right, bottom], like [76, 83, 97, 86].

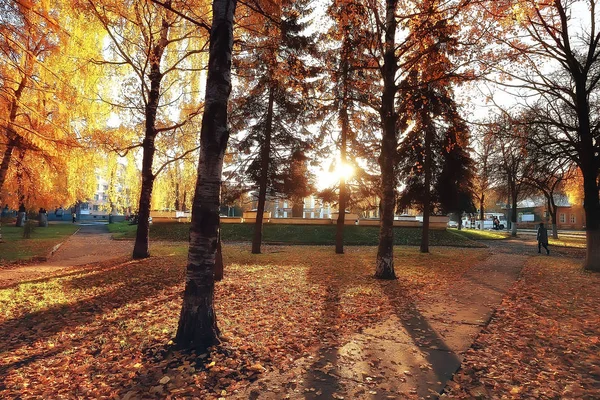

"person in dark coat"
[537, 222, 549, 255]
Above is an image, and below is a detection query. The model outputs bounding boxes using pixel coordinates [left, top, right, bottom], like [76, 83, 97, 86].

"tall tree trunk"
[479, 193, 484, 221]
[0, 138, 16, 195]
[15, 149, 26, 227]
[582, 168, 600, 271]
[375, 0, 398, 280]
[0, 65, 29, 193]
[175, 182, 180, 210]
[132, 114, 158, 258]
[510, 191, 518, 237]
[547, 194, 558, 239]
[335, 104, 349, 254]
[420, 123, 433, 253]
[132, 15, 170, 259]
[175, 0, 237, 351]
[574, 80, 600, 271]
[251, 88, 274, 254]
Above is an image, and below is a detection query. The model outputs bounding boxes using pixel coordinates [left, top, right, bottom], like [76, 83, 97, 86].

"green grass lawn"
[448, 228, 510, 240]
[548, 236, 587, 248]
[0, 222, 79, 264]
[108, 221, 483, 247]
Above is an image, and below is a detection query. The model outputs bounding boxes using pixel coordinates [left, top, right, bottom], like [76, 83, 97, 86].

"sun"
[316, 160, 354, 190]
[336, 162, 354, 181]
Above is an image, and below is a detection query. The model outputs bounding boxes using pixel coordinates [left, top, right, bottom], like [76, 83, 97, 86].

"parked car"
[447, 220, 459, 228]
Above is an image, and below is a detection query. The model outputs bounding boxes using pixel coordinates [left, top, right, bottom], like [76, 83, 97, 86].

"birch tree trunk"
[175, 0, 237, 350]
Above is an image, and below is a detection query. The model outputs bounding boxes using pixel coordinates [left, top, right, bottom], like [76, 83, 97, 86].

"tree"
[472, 125, 495, 227]
[86, 0, 208, 259]
[175, 0, 237, 351]
[319, 0, 379, 254]
[374, 0, 400, 279]
[522, 139, 576, 239]
[487, 0, 600, 270]
[230, 0, 317, 254]
[0, 0, 99, 231]
[489, 114, 529, 237]
[396, 0, 475, 253]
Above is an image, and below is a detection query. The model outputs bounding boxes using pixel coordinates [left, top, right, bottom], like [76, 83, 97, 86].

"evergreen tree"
[320, 0, 380, 254]
[396, 0, 475, 252]
[230, 0, 318, 254]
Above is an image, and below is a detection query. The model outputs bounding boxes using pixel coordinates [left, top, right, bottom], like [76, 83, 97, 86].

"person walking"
[537, 222, 549, 255]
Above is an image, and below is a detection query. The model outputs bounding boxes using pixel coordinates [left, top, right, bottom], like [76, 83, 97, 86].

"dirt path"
[0, 223, 132, 288]
[239, 239, 538, 400]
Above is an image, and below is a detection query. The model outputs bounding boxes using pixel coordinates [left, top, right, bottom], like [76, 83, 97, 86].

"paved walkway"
[240, 239, 536, 399]
[0, 223, 132, 288]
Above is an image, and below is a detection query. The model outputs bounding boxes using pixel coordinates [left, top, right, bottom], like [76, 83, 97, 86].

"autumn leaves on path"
[240, 248, 526, 399]
[1, 237, 596, 399]
[0, 223, 132, 288]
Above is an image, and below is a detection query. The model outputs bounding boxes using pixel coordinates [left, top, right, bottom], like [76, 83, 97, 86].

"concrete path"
[0, 223, 132, 288]
[241, 239, 533, 400]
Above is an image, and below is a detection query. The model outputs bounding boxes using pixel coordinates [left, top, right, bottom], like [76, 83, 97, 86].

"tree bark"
[375, 0, 398, 280]
[251, 88, 274, 254]
[132, 15, 170, 259]
[0, 138, 16, 195]
[547, 194, 559, 239]
[420, 123, 433, 253]
[574, 79, 600, 271]
[510, 192, 518, 237]
[582, 168, 600, 271]
[479, 193, 484, 221]
[335, 103, 349, 254]
[214, 229, 224, 281]
[175, 0, 237, 351]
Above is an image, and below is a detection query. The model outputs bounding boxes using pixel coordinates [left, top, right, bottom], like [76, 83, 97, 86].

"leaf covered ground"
[0, 244, 486, 399]
[443, 256, 600, 399]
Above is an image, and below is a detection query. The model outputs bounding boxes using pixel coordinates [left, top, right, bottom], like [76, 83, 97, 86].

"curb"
[46, 228, 81, 260]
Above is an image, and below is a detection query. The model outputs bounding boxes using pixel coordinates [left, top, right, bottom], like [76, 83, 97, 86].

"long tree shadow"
[301, 258, 346, 399]
[0, 291, 181, 394]
[0, 262, 121, 290]
[380, 278, 462, 398]
[0, 257, 184, 368]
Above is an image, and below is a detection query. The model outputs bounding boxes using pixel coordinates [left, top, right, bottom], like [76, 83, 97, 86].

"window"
[93, 205, 99, 211]
[94, 194, 99, 201]
[543, 210, 548, 217]
[570, 214, 576, 223]
[560, 213, 566, 223]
